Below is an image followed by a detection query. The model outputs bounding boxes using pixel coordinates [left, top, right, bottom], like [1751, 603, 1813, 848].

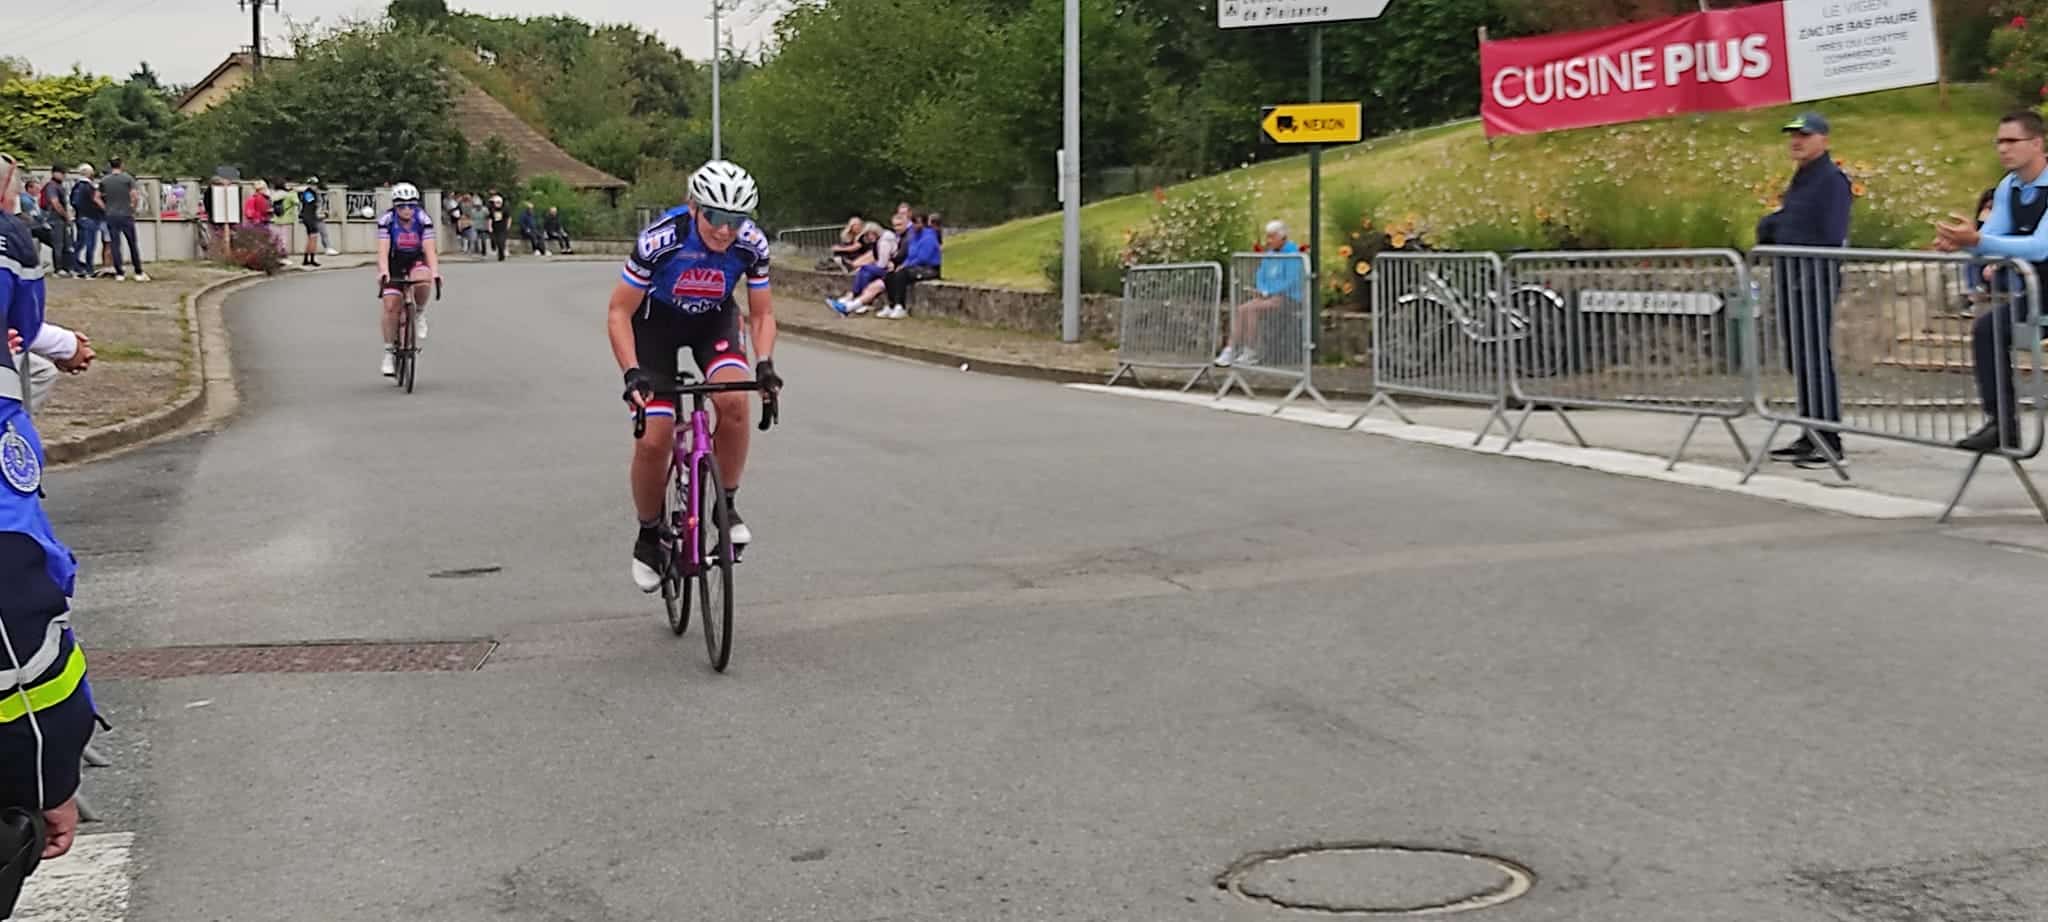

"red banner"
[1481, 3, 1792, 137]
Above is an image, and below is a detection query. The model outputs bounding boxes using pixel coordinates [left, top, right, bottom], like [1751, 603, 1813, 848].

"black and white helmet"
[391, 182, 421, 205]
[688, 160, 759, 214]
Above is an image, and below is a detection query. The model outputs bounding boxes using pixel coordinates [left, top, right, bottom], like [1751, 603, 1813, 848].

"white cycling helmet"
[391, 182, 421, 205]
[688, 160, 758, 214]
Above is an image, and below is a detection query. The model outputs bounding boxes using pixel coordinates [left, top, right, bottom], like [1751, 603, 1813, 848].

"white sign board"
[1580, 291, 1725, 316]
[1219, 0, 1391, 29]
[1784, 0, 1939, 103]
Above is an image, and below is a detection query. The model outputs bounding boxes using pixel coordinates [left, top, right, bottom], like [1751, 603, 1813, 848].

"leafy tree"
[457, 135, 521, 195]
[0, 72, 112, 154]
[389, 0, 451, 27]
[183, 26, 468, 186]
[80, 75, 181, 168]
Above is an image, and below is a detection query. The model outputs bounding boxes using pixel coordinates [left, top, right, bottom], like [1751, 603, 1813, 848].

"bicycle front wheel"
[695, 454, 735, 672]
[662, 461, 690, 636]
[401, 304, 419, 393]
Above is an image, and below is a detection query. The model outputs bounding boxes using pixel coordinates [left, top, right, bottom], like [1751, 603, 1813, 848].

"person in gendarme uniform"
[0, 150, 98, 916]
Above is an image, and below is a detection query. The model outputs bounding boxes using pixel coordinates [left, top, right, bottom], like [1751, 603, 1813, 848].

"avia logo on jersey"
[670, 267, 729, 303]
[395, 230, 423, 250]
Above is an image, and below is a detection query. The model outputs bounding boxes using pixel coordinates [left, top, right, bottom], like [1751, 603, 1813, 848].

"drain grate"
[90, 640, 497, 680]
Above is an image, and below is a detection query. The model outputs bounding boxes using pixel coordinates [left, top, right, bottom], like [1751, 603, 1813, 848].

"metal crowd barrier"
[1352, 252, 1512, 443]
[774, 225, 847, 260]
[1747, 246, 2047, 520]
[1503, 250, 1754, 467]
[1216, 251, 1330, 411]
[1109, 262, 1223, 391]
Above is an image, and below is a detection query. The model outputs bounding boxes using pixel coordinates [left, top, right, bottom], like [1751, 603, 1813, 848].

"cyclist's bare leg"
[381, 291, 402, 343]
[631, 413, 676, 523]
[707, 363, 751, 487]
[410, 280, 432, 315]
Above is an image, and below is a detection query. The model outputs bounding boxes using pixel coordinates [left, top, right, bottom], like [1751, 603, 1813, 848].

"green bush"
[1987, 5, 2048, 106]
[1042, 233, 1124, 295]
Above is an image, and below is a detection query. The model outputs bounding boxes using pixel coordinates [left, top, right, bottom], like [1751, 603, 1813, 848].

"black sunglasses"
[699, 206, 749, 228]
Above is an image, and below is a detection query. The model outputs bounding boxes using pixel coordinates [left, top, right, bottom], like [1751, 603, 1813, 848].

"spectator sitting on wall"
[543, 206, 572, 254]
[878, 213, 942, 319]
[828, 215, 867, 270]
[1215, 220, 1305, 368]
[828, 215, 904, 316]
[518, 201, 545, 256]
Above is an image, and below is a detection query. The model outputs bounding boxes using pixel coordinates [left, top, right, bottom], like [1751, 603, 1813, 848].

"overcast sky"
[0, 0, 783, 85]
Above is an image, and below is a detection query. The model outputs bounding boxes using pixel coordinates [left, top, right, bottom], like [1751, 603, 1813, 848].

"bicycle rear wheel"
[662, 461, 690, 636]
[695, 454, 735, 671]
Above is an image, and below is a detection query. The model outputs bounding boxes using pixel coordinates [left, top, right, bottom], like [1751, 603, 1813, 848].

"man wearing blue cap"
[0, 150, 96, 915]
[1757, 111, 1853, 469]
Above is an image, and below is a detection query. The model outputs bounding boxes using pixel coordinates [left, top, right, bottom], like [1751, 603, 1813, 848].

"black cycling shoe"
[631, 527, 665, 593]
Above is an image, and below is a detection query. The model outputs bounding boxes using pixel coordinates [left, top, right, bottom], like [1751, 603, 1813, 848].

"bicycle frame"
[675, 395, 714, 572]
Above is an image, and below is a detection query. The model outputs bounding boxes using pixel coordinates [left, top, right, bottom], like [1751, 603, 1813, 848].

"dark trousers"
[1773, 256, 1843, 448]
[885, 266, 939, 308]
[491, 225, 508, 261]
[41, 219, 71, 274]
[1971, 283, 2047, 433]
[105, 216, 143, 275]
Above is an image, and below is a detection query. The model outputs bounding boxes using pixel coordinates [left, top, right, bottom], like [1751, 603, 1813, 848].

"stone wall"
[777, 267, 1120, 342]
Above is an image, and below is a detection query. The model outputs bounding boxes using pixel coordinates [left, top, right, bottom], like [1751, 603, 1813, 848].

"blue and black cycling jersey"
[621, 206, 770, 316]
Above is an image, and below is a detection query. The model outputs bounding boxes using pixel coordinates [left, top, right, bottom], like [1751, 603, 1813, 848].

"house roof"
[175, 51, 294, 113]
[177, 51, 629, 191]
[451, 82, 628, 190]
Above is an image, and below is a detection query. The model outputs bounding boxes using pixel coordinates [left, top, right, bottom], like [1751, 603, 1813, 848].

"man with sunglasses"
[1937, 110, 2048, 452]
[610, 160, 783, 593]
[376, 183, 441, 378]
[0, 151, 98, 913]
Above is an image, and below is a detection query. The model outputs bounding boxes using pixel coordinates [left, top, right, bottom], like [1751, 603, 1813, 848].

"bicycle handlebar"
[631, 378, 779, 439]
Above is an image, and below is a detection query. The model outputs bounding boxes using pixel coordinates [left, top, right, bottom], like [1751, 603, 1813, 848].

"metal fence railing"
[1109, 262, 1224, 391]
[1503, 250, 1754, 468]
[1746, 246, 2046, 518]
[774, 224, 848, 260]
[1217, 251, 1330, 412]
[1353, 252, 1513, 443]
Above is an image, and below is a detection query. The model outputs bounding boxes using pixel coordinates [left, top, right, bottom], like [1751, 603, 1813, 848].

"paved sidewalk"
[36, 265, 241, 443]
[775, 292, 2048, 535]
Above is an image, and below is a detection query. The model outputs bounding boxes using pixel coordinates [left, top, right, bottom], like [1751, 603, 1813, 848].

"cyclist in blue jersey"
[610, 160, 783, 592]
[376, 183, 441, 378]
[0, 152, 98, 900]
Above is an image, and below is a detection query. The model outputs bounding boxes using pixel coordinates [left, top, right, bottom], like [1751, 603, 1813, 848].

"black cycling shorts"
[632, 300, 748, 417]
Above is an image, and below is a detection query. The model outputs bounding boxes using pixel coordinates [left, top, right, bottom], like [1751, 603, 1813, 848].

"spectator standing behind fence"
[1214, 220, 1305, 368]
[69, 165, 102, 280]
[297, 179, 326, 268]
[1756, 112, 1852, 469]
[1935, 110, 2048, 453]
[98, 159, 147, 282]
[36, 168, 70, 279]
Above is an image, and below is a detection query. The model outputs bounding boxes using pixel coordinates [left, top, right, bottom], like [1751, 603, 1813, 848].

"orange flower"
[1390, 232, 1409, 249]
[1851, 182, 1868, 197]
[1355, 260, 1371, 276]
[1338, 245, 1354, 259]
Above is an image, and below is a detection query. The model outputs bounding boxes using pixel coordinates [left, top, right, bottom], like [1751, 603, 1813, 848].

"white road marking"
[1068, 384, 1960, 520]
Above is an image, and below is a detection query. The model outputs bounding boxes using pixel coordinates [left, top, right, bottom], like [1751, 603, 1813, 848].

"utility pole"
[1059, 0, 1079, 342]
[710, 0, 723, 159]
[239, 0, 280, 73]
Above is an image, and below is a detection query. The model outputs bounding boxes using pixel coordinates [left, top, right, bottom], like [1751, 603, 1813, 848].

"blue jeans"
[73, 218, 101, 275]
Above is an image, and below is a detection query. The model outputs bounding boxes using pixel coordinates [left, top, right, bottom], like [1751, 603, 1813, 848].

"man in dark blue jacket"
[1757, 112, 1853, 468]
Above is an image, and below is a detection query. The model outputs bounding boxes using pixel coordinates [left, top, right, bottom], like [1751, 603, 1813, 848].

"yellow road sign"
[1260, 103, 1363, 144]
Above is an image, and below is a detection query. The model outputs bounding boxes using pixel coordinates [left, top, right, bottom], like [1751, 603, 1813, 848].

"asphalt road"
[34, 260, 2048, 921]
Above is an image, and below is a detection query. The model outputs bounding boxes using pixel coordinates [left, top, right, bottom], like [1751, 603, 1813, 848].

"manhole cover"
[91, 640, 497, 680]
[1218, 845, 1533, 917]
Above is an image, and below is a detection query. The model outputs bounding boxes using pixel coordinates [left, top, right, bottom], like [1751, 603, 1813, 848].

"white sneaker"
[325, 248, 339, 256]
[1214, 345, 1236, 367]
[114, 274, 127, 282]
[415, 312, 429, 342]
[135, 272, 150, 282]
[882, 306, 905, 319]
[380, 350, 397, 377]
[1236, 349, 1260, 367]
[852, 302, 872, 315]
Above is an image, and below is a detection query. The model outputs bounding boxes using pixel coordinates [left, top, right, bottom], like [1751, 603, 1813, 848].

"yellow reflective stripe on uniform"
[0, 645, 86, 723]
